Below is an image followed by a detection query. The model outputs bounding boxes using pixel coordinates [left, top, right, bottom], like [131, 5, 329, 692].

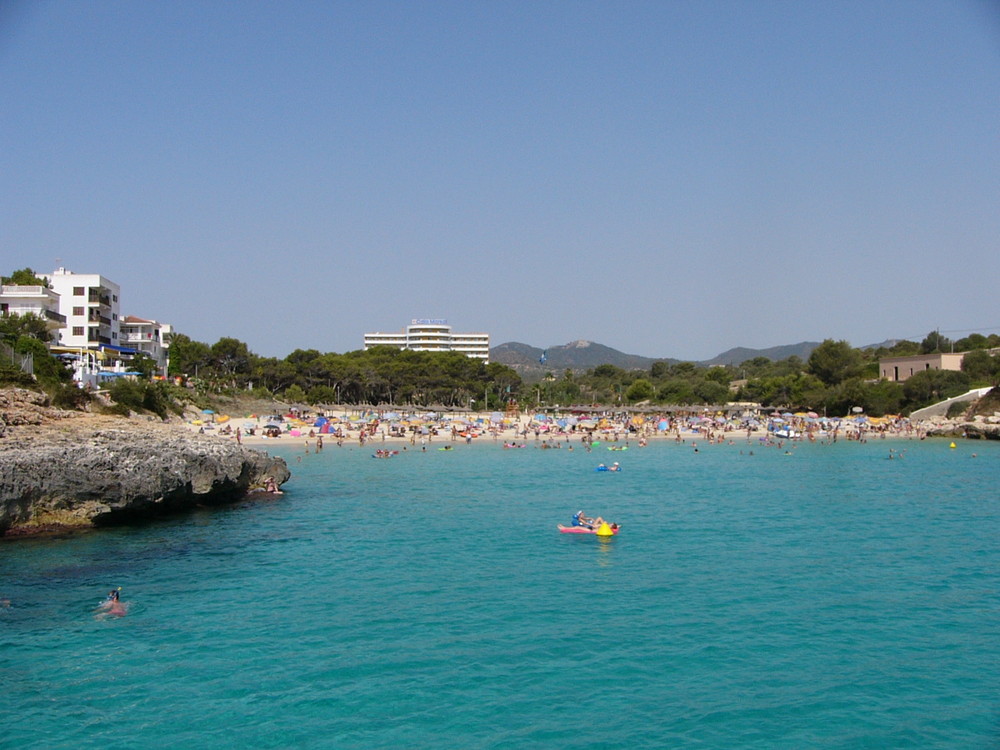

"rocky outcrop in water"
[0, 389, 290, 536]
[922, 416, 1000, 440]
[913, 388, 1000, 440]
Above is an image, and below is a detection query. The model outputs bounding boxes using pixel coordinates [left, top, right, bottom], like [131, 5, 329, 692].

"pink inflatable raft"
[557, 523, 620, 535]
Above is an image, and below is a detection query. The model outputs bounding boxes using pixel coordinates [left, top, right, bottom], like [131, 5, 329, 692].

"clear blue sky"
[3, 1, 999, 360]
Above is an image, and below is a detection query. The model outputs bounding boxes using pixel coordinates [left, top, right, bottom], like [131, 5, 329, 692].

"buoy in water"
[596, 522, 614, 537]
[950, 442, 957, 449]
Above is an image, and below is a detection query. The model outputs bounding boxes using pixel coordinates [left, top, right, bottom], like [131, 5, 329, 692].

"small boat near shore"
[771, 428, 799, 440]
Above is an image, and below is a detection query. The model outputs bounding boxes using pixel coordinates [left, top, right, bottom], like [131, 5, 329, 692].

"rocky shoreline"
[0, 389, 290, 538]
[923, 416, 1000, 440]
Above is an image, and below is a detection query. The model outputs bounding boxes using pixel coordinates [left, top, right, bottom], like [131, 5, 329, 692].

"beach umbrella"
[202, 409, 214, 415]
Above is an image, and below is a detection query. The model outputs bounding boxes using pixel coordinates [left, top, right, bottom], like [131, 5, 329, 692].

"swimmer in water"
[99, 587, 126, 617]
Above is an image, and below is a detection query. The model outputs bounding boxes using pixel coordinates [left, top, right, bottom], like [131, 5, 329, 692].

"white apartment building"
[364, 319, 490, 362]
[120, 316, 173, 377]
[0, 283, 66, 343]
[44, 268, 123, 351]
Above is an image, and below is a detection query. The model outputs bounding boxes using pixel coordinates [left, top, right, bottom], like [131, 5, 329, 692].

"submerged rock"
[0, 398, 290, 536]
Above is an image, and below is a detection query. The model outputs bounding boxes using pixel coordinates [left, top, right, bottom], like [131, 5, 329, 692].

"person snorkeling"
[99, 587, 126, 617]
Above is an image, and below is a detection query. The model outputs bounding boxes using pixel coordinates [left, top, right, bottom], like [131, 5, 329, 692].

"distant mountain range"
[490, 339, 822, 377]
[700, 342, 821, 367]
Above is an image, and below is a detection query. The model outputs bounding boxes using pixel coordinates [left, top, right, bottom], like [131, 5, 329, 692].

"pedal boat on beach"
[558, 522, 620, 536]
[771, 427, 799, 440]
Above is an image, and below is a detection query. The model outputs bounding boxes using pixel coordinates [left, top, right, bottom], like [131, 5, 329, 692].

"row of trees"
[2, 288, 997, 417]
[530, 335, 1000, 416]
[164, 329, 1000, 416]
[169, 335, 523, 409]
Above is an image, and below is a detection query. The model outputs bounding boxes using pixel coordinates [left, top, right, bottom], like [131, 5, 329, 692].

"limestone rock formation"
[0, 389, 290, 536]
[923, 418, 1000, 440]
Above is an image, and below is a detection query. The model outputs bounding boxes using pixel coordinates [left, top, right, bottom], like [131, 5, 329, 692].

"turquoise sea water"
[2, 437, 999, 748]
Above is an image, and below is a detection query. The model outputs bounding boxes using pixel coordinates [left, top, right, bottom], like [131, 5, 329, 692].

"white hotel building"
[0, 283, 65, 343]
[364, 320, 490, 362]
[120, 316, 173, 377]
[44, 268, 123, 350]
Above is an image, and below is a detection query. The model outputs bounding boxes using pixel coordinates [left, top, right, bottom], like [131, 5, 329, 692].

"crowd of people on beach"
[208, 407, 927, 449]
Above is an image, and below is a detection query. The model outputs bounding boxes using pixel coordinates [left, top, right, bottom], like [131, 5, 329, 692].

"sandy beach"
[187, 408, 929, 449]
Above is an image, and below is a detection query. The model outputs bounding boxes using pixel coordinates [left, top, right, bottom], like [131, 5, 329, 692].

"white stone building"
[0, 283, 66, 343]
[364, 319, 490, 362]
[44, 268, 123, 351]
[120, 316, 173, 377]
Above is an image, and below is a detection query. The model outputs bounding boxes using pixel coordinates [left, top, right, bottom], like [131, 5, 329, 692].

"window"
[112, 332, 117, 340]
[73, 286, 84, 295]
[73, 306, 84, 316]
[112, 294, 118, 303]
[112, 313, 117, 320]
[73, 326, 84, 336]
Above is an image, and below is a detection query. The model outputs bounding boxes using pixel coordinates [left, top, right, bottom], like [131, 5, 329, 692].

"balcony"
[88, 291, 112, 307]
[121, 332, 161, 348]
